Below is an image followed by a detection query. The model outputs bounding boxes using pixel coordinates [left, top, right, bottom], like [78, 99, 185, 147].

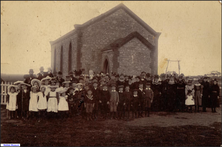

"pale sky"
[1, 1, 221, 76]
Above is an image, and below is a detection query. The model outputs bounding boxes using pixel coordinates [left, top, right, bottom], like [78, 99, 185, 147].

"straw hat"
[31, 79, 41, 87]
[14, 81, 24, 85]
[58, 88, 67, 94]
[8, 85, 18, 92]
[41, 76, 52, 82]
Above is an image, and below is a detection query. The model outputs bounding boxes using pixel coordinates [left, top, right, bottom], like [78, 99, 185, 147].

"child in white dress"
[38, 86, 48, 119]
[58, 88, 69, 119]
[47, 78, 59, 118]
[185, 79, 195, 112]
[7, 85, 19, 119]
[29, 86, 39, 119]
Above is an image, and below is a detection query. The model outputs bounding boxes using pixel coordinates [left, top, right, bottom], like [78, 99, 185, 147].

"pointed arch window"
[68, 42, 72, 72]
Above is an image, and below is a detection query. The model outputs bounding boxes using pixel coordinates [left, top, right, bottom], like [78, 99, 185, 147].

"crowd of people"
[6, 67, 221, 121]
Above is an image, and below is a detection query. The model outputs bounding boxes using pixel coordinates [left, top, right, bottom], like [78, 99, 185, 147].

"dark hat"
[66, 75, 71, 78]
[118, 85, 124, 88]
[67, 87, 74, 92]
[58, 71, 62, 75]
[154, 75, 159, 79]
[146, 82, 151, 86]
[146, 73, 151, 77]
[133, 89, 139, 92]
[69, 71, 73, 75]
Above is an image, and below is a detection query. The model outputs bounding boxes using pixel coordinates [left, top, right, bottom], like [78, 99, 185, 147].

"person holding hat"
[123, 85, 132, 120]
[17, 82, 31, 119]
[58, 88, 69, 119]
[7, 85, 19, 119]
[109, 85, 119, 119]
[210, 79, 220, 113]
[201, 76, 210, 112]
[117, 85, 125, 119]
[56, 71, 65, 87]
[100, 84, 110, 119]
[116, 74, 126, 89]
[29, 86, 39, 119]
[144, 83, 154, 117]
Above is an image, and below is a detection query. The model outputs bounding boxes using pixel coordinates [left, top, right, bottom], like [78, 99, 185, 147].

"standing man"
[24, 69, 37, 85]
[201, 76, 210, 112]
[37, 67, 47, 80]
[176, 75, 186, 112]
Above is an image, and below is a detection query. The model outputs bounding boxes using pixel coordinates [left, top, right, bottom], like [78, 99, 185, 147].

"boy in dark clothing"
[144, 83, 154, 117]
[117, 85, 125, 119]
[131, 89, 139, 119]
[100, 84, 110, 119]
[138, 83, 145, 117]
[123, 85, 132, 120]
[92, 81, 101, 119]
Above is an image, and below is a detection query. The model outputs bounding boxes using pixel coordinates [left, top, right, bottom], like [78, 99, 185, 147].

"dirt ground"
[1, 106, 221, 146]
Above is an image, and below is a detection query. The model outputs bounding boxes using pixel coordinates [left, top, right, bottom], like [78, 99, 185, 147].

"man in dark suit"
[37, 66, 47, 80]
[201, 76, 210, 112]
[24, 69, 37, 85]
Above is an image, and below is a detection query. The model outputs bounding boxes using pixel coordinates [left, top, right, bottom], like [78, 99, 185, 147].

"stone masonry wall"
[117, 38, 152, 76]
[80, 8, 156, 74]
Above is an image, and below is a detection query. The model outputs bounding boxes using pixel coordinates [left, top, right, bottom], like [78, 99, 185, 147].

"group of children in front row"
[6, 76, 154, 121]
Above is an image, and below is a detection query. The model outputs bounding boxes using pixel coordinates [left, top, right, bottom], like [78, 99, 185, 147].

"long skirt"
[47, 98, 58, 113]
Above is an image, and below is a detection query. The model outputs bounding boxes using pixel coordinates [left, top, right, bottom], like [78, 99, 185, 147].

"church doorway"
[103, 59, 109, 74]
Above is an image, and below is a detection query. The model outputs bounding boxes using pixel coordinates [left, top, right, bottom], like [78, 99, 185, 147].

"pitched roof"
[102, 31, 155, 51]
[51, 3, 159, 45]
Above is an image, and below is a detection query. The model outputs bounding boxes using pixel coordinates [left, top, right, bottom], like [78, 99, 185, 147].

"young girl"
[7, 85, 19, 119]
[37, 86, 48, 120]
[47, 78, 59, 118]
[185, 79, 195, 112]
[84, 89, 95, 121]
[29, 86, 39, 119]
[31, 79, 41, 92]
[58, 88, 69, 119]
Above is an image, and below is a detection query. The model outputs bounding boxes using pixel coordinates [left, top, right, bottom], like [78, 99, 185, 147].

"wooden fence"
[1, 81, 13, 105]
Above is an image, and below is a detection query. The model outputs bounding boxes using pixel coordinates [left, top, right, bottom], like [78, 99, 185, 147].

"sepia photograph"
[1, 1, 221, 146]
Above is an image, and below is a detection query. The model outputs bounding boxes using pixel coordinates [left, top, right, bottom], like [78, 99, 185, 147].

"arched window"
[54, 48, 56, 72]
[68, 42, 72, 73]
[60, 46, 63, 72]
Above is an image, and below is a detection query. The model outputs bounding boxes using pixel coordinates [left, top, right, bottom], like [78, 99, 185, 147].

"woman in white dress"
[58, 88, 69, 119]
[29, 86, 39, 118]
[185, 79, 195, 112]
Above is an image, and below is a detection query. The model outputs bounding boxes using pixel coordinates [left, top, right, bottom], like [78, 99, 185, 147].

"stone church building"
[50, 3, 161, 76]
